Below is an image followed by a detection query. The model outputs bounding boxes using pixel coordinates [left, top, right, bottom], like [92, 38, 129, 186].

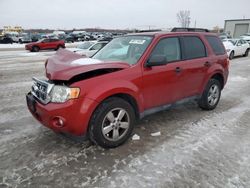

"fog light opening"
[53, 117, 65, 127]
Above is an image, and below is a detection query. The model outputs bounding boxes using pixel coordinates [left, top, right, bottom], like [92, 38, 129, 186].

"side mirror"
[237, 43, 242, 46]
[146, 55, 167, 67]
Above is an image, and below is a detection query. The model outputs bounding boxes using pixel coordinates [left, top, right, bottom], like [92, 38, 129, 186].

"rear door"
[175, 35, 208, 100]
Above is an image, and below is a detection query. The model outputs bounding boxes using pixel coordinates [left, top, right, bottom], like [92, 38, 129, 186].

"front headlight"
[226, 49, 231, 52]
[50, 85, 80, 103]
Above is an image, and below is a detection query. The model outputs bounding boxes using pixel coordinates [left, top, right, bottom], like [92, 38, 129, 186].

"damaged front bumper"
[26, 92, 98, 141]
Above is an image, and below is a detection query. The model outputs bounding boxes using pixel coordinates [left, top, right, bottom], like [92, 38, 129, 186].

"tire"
[229, 51, 234, 60]
[56, 45, 64, 51]
[89, 97, 135, 148]
[243, 49, 249, 57]
[32, 46, 39, 52]
[198, 79, 221, 111]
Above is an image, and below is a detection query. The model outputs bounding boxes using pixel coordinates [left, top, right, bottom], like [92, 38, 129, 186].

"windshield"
[92, 35, 153, 65]
[77, 41, 95, 49]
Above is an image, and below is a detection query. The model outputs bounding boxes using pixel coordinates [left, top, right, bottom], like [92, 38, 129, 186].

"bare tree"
[177, 10, 191, 28]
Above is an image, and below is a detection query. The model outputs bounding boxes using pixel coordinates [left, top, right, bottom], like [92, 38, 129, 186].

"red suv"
[25, 38, 65, 52]
[26, 31, 229, 148]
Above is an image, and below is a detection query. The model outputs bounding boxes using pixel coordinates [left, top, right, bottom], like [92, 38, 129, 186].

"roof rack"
[171, 27, 210, 32]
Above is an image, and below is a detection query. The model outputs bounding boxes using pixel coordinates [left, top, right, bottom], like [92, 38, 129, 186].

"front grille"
[31, 77, 54, 104]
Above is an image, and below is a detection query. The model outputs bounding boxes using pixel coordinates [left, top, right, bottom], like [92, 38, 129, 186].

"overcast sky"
[0, 0, 250, 30]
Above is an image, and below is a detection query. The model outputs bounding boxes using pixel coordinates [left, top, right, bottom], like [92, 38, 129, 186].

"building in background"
[224, 19, 250, 38]
[2, 26, 23, 34]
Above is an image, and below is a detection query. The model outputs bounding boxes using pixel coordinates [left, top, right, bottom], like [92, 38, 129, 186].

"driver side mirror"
[146, 55, 167, 67]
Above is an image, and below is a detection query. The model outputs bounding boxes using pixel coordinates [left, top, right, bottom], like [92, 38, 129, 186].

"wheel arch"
[104, 93, 140, 120]
[211, 73, 225, 89]
[89, 91, 141, 121]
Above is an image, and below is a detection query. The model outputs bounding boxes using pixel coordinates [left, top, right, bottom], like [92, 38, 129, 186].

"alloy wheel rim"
[208, 84, 219, 106]
[101, 108, 130, 141]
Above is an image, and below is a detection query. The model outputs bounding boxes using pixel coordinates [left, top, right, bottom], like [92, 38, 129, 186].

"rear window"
[182, 36, 206, 60]
[205, 36, 225, 55]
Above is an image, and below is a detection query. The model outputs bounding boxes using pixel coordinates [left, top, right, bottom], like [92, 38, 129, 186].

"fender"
[84, 79, 144, 112]
[199, 63, 226, 93]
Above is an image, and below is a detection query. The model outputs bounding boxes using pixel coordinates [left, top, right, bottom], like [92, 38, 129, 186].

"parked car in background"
[26, 31, 229, 148]
[4, 32, 19, 43]
[31, 34, 42, 42]
[240, 33, 250, 43]
[64, 35, 75, 43]
[18, 33, 32, 43]
[223, 39, 250, 59]
[219, 32, 232, 40]
[69, 41, 108, 57]
[98, 36, 113, 42]
[0, 36, 13, 44]
[25, 38, 65, 52]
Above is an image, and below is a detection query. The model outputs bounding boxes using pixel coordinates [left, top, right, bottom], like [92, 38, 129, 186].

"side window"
[90, 43, 103, 50]
[43, 39, 50, 43]
[182, 36, 206, 59]
[205, 36, 225, 55]
[150, 37, 181, 62]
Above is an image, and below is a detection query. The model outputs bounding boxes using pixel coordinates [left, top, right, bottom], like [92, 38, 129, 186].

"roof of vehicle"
[128, 31, 217, 37]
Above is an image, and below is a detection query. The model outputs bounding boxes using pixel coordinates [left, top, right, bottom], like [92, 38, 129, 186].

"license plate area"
[26, 93, 36, 113]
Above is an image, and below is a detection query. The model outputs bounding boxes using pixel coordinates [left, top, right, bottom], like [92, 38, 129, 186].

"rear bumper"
[26, 92, 99, 137]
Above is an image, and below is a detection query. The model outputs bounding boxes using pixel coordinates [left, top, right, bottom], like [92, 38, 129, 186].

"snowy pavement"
[0, 50, 250, 187]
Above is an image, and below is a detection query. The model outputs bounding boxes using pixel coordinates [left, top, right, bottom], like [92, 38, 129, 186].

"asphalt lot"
[0, 49, 250, 188]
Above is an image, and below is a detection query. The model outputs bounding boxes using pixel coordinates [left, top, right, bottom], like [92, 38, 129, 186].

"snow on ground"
[0, 43, 25, 49]
[0, 52, 250, 187]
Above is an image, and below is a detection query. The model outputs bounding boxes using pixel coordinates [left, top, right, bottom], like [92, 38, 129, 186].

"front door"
[142, 37, 183, 110]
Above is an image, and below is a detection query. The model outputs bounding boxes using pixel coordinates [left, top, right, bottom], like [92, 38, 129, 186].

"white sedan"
[240, 33, 250, 43]
[69, 41, 108, 57]
[223, 39, 250, 60]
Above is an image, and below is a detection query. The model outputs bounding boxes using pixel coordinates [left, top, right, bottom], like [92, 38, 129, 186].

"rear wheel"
[229, 51, 234, 60]
[89, 97, 135, 148]
[198, 79, 221, 110]
[243, 48, 249, 57]
[56, 45, 64, 50]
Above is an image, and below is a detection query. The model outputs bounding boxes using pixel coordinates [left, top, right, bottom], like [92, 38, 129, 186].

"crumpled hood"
[45, 49, 130, 81]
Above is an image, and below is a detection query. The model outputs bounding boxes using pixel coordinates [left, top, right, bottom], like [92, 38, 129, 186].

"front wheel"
[32, 46, 39, 52]
[229, 51, 234, 60]
[89, 97, 135, 148]
[243, 49, 249, 57]
[198, 79, 221, 110]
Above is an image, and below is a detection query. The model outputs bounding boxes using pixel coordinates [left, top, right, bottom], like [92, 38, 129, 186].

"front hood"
[46, 49, 130, 81]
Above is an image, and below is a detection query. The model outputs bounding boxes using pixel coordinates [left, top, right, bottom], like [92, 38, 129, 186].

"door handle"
[204, 61, 211, 67]
[175, 67, 182, 73]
